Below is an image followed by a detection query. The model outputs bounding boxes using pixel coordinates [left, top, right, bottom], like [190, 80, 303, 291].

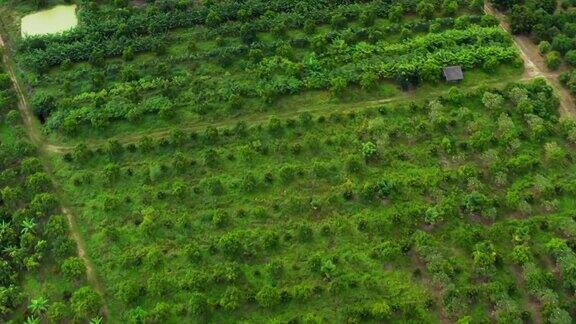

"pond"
[21, 5, 78, 37]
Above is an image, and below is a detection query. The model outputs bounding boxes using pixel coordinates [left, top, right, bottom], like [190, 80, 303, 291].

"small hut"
[443, 66, 464, 83]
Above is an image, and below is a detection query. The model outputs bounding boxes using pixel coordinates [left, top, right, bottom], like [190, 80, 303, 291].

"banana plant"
[21, 219, 36, 235]
[90, 316, 104, 324]
[28, 296, 48, 315]
[24, 316, 40, 324]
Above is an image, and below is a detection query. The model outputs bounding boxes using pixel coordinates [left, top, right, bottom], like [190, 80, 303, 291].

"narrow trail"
[0, 36, 43, 145]
[0, 34, 109, 317]
[62, 207, 108, 310]
[485, 2, 576, 118]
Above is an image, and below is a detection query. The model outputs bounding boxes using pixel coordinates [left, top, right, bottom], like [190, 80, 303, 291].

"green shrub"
[61, 257, 85, 280]
[255, 286, 281, 308]
[70, 287, 102, 320]
[539, 41, 551, 54]
[546, 51, 562, 70]
[565, 50, 576, 67]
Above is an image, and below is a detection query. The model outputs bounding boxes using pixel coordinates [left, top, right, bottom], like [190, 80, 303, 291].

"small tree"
[473, 242, 497, 270]
[388, 4, 404, 22]
[544, 142, 566, 162]
[47, 301, 69, 322]
[424, 207, 442, 225]
[28, 296, 48, 316]
[417, 1, 435, 19]
[89, 316, 103, 324]
[552, 34, 573, 54]
[255, 286, 281, 308]
[510, 245, 532, 265]
[219, 287, 242, 310]
[546, 51, 561, 71]
[442, 0, 458, 16]
[482, 92, 504, 110]
[539, 41, 551, 54]
[370, 301, 392, 319]
[361, 141, 377, 160]
[189, 292, 208, 316]
[122, 47, 134, 61]
[70, 287, 102, 320]
[330, 76, 347, 96]
[61, 257, 86, 280]
[565, 50, 576, 67]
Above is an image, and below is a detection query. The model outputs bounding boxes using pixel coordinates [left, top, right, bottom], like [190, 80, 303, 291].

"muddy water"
[21, 5, 78, 37]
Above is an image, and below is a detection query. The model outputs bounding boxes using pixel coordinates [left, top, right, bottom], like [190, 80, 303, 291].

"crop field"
[0, 0, 575, 323]
[55, 79, 576, 323]
[12, 0, 523, 142]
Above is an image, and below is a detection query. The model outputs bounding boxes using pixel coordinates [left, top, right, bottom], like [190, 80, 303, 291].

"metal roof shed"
[443, 66, 464, 82]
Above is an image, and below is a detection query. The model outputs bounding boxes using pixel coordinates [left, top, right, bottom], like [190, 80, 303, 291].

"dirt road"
[485, 2, 576, 118]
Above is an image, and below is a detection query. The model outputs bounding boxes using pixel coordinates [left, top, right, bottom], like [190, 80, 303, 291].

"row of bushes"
[19, 0, 425, 70]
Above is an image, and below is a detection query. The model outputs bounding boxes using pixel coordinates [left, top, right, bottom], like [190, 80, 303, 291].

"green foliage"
[4, 0, 576, 322]
[539, 41, 551, 55]
[61, 257, 85, 280]
[255, 286, 282, 308]
[510, 245, 532, 265]
[70, 287, 102, 320]
[361, 141, 377, 160]
[565, 50, 576, 67]
[546, 51, 562, 70]
[28, 296, 48, 315]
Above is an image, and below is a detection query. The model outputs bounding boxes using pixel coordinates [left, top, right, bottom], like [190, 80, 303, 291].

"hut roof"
[443, 66, 464, 81]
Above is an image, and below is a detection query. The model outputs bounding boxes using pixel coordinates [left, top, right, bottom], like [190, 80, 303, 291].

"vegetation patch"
[15, 0, 521, 139]
[53, 79, 576, 322]
[0, 0, 575, 323]
[0, 53, 101, 322]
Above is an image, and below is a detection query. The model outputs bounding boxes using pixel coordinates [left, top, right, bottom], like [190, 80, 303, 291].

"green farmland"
[0, 0, 574, 323]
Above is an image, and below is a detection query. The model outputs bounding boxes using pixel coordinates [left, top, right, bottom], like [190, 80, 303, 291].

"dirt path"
[485, 2, 576, 118]
[62, 207, 108, 312]
[0, 34, 109, 317]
